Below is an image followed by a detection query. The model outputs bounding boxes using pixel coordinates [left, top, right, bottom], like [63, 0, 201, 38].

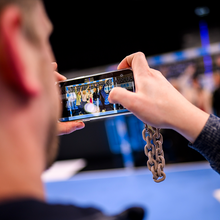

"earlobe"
[0, 6, 39, 97]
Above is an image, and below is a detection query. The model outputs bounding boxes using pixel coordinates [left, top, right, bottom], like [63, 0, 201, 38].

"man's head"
[0, 0, 60, 170]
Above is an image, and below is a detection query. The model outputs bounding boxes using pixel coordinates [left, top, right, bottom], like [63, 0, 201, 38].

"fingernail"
[77, 125, 85, 130]
[77, 122, 85, 130]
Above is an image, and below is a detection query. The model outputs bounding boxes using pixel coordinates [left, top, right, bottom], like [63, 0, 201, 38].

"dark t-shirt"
[0, 198, 145, 220]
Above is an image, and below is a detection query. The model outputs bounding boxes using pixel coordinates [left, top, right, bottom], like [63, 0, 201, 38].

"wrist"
[166, 96, 209, 143]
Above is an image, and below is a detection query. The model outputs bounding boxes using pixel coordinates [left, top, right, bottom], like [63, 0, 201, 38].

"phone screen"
[59, 69, 134, 122]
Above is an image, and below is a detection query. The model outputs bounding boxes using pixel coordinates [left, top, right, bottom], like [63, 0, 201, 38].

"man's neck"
[0, 127, 46, 202]
[0, 96, 46, 203]
[0, 134, 46, 203]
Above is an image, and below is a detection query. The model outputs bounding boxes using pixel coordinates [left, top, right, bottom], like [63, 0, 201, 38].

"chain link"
[142, 124, 166, 183]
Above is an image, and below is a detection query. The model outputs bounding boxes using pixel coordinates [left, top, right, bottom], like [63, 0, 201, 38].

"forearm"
[166, 94, 210, 143]
[166, 94, 220, 174]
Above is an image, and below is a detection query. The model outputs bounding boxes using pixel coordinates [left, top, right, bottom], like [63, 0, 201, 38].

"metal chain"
[142, 124, 166, 183]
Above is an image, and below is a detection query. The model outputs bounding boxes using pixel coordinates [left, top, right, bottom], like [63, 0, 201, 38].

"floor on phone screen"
[45, 161, 220, 220]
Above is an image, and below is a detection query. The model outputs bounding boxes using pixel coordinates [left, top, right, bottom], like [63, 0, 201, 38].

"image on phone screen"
[59, 69, 134, 122]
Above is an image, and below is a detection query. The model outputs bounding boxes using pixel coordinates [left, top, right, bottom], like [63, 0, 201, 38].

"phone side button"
[82, 119, 91, 122]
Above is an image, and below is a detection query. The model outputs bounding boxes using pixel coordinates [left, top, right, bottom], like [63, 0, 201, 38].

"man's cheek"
[55, 85, 62, 118]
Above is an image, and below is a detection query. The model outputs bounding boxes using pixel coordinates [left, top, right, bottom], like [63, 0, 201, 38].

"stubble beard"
[44, 118, 59, 170]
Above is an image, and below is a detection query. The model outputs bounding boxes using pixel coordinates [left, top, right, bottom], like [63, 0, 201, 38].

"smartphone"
[59, 69, 135, 122]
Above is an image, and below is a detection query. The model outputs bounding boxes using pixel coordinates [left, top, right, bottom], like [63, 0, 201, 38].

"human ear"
[0, 6, 39, 97]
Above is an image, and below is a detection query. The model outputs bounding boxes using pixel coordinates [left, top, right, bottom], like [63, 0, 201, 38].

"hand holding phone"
[109, 52, 209, 144]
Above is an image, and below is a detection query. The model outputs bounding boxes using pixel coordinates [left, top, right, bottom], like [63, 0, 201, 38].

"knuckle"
[134, 52, 149, 69]
[148, 69, 161, 77]
[136, 52, 146, 59]
[154, 69, 162, 75]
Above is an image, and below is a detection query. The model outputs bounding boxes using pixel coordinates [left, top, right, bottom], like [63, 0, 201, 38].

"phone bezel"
[59, 69, 134, 122]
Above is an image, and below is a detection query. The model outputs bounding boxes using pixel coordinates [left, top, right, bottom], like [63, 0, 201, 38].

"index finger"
[117, 52, 150, 72]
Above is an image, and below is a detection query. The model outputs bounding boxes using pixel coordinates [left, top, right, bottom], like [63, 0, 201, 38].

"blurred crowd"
[159, 55, 220, 117]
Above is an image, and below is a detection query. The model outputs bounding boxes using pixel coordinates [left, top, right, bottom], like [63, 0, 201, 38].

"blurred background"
[42, 2, 220, 220]
[43, 1, 220, 171]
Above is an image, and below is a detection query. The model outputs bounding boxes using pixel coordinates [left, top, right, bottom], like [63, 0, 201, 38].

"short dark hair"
[0, 0, 39, 13]
[0, 0, 41, 43]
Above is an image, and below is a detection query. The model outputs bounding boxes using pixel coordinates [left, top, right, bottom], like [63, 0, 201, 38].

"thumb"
[109, 87, 136, 111]
[52, 62, 58, 71]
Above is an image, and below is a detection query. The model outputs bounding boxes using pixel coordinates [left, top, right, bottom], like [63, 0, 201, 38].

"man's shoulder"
[0, 198, 105, 220]
[0, 198, 145, 220]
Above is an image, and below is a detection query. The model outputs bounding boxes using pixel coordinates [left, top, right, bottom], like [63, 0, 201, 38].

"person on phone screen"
[92, 86, 99, 107]
[75, 87, 82, 115]
[80, 86, 89, 114]
[98, 80, 114, 112]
